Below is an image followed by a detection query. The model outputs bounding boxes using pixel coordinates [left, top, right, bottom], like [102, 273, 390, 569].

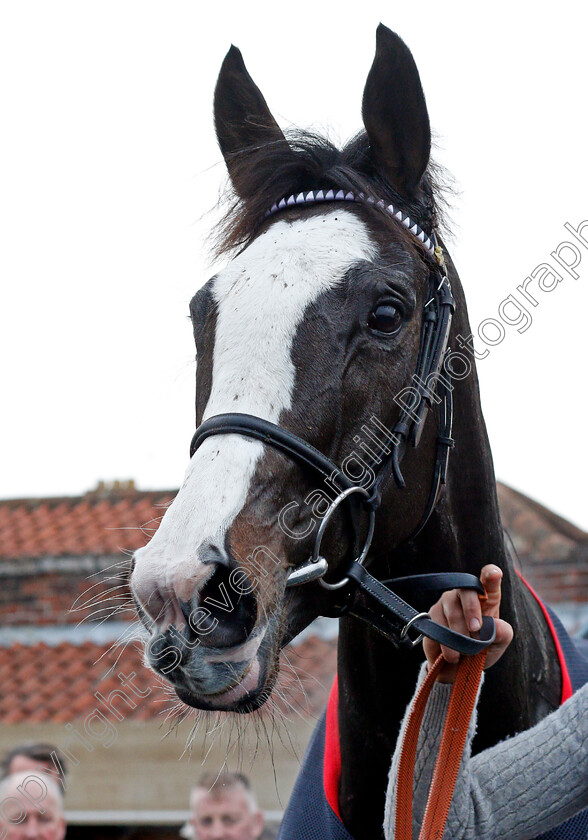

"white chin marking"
[133, 211, 376, 596]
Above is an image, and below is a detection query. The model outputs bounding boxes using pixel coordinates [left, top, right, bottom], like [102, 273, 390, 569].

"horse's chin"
[174, 654, 275, 712]
[152, 618, 281, 713]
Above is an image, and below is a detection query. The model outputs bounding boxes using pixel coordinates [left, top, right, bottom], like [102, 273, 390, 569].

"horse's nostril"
[193, 562, 257, 649]
[200, 542, 231, 568]
[147, 633, 183, 676]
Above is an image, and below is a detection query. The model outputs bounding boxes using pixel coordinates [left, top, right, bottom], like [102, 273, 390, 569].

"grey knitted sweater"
[384, 663, 588, 840]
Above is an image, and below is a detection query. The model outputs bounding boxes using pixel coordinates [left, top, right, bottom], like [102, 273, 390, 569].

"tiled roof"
[497, 483, 588, 558]
[498, 483, 588, 607]
[0, 640, 163, 724]
[0, 486, 175, 560]
[2, 481, 586, 563]
[0, 480, 585, 725]
[0, 635, 337, 724]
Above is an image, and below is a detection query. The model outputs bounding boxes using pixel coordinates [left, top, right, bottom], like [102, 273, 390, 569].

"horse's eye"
[368, 303, 403, 336]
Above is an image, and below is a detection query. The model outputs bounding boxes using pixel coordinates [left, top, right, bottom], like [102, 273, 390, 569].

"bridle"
[189, 190, 494, 655]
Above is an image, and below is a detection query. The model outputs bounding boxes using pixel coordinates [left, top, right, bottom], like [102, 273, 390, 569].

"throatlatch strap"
[395, 651, 487, 840]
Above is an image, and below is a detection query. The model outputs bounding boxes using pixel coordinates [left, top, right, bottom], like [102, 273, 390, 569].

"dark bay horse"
[130, 25, 568, 840]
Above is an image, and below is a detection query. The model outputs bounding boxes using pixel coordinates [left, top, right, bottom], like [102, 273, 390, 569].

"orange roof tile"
[0, 640, 168, 724]
[2, 481, 586, 567]
[0, 635, 337, 724]
[0, 489, 175, 560]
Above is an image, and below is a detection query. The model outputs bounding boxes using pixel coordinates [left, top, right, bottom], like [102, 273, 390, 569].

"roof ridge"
[0, 488, 178, 508]
[497, 481, 588, 543]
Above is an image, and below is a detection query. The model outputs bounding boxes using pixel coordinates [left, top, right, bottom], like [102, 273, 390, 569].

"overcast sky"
[2, 1, 587, 531]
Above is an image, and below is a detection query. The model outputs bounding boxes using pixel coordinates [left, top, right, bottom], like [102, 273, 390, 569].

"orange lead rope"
[395, 649, 488, 840]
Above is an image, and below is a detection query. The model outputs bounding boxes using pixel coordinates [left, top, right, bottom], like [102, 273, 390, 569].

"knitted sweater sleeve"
[384, 665, 588, 840]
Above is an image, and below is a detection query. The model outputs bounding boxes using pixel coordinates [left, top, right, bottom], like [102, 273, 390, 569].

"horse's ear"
[214, 45, 291, 199]
[362, 24, 431, 196]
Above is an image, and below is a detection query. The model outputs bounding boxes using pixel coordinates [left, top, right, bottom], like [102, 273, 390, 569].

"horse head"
[130, 25, 466, 712]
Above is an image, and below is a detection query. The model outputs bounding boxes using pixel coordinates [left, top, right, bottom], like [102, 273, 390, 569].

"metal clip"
[399, 611, 430, 647]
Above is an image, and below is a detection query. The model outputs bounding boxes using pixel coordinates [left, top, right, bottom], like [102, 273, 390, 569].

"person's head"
[1, 745, 67, 787]
[190, 772, 264, 840]
[0, 771, 65, 840]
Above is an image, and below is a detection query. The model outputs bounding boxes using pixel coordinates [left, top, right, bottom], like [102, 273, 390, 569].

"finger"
[423, 635, 440, 668]
[484, 617, 514, 669]
[494, 617, 514, 648]
[423, 600, 443, 666]
[456, 588, 483, 633]
[442, 592, 470, 636]
[439, 593, 470, 665]
[425, 596, 463, 666]
[480, 565, 503, 618]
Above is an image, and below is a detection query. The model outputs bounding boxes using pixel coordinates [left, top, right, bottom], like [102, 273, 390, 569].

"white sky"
[2, 2, 587, 531]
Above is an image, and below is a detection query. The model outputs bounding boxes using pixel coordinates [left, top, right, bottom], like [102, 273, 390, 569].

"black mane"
[213, 130, 449, 258]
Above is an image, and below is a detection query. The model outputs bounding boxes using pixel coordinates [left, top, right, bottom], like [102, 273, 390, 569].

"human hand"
[423, 564, 514, 683]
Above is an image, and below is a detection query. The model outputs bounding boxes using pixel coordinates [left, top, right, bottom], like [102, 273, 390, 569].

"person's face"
[191, 788, 264, 840]
[0, 791, 65, 840]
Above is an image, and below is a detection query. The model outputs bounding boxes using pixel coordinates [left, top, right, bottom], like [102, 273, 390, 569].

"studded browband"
[266, 189, 436, 258]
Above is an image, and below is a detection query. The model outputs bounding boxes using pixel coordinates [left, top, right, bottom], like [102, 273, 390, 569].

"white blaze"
[132, 211, 376, 609]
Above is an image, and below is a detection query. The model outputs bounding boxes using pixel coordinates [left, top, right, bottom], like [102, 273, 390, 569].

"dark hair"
[1, 743, 68, 782]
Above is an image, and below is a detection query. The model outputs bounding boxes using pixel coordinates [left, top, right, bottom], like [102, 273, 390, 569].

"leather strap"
[190, 419, 495, 654]
[346, 567, 495, 655]
[190, 412, 366, 562]
[395, 650, 487, 840]
[382, 572, 486, 596]
[190, 413, 355, 493]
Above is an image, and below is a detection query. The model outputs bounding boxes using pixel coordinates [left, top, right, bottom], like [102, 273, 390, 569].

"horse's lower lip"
[201, 660, 254, 697]
[201, 626, 267, 663]
[177, 658, 262, 710]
